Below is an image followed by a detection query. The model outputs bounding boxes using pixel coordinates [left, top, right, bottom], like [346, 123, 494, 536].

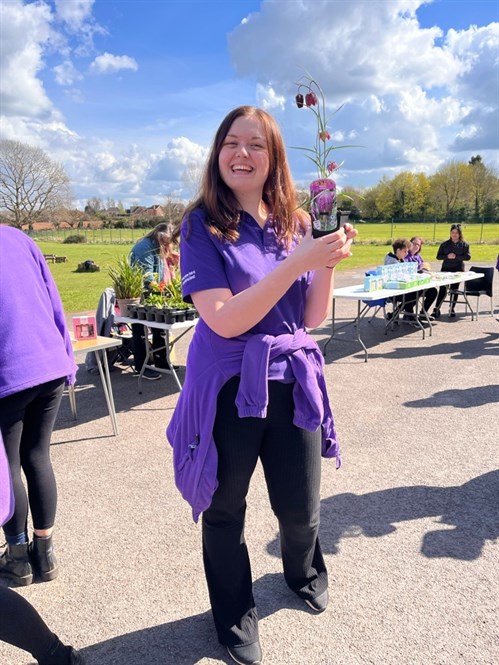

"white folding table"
[324, 271, 484, 362]
[114, 316, 197, 392]
[70, 335, 123, 435]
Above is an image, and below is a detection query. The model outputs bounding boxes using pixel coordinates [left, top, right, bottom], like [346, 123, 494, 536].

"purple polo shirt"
[180, 208, 312, 379]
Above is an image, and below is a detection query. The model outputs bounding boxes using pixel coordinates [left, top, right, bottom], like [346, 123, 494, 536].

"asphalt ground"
[1, 264, 498, 665]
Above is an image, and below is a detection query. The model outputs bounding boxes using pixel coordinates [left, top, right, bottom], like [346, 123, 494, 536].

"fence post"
[390, 218, 394, 239]
[479, 216, 484, 243]
[433, 217, 437, 242]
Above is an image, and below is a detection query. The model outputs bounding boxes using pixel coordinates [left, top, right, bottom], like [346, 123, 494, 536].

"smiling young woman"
[168, 105, 357, 665]
[217, 116, 270, 220]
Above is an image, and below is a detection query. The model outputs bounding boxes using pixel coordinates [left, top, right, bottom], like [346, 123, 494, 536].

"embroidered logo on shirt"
[182, 270, 196, 285]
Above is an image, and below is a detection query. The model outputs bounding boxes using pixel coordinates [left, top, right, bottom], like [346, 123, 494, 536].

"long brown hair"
[179, 106, 307, 246]
[145, 222, 172, 258]
[450, 224, 464, 243]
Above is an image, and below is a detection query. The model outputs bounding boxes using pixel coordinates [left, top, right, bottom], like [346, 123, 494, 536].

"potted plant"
[107, 255, 144, 315]
[293, 72, 359, 237]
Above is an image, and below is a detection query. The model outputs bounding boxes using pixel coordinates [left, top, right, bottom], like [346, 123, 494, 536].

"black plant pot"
[137, 307, 147, 320]
[146, 309, 156, 322]
[175, 310, 186, 323]
[127, 305, 138, 319]
[165, 308, 176, 324]
[155, 310, 166, 323]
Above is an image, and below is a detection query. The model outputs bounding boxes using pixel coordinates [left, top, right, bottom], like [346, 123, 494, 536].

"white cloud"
[90, 52, 139, 74]
[256, 84, 285, 110]
[54, 59, 82, 86]
[0, 0, 55, 116]
[148, 137, 208, 181]
[228, 0, 498, 184]
[54, 0, 95, 30]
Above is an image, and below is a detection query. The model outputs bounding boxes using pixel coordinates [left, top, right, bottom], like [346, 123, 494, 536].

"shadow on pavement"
[77, 573, 302, 664]
[404, 384, 499, 408]
[53, 362, 183, 431]
[366, 331, 499, 362]
[266, 471, 498, 562]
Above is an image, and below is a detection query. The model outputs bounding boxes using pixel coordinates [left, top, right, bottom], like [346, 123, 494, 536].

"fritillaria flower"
[292, 73, 352, 180]
[305, 92, 318, 107]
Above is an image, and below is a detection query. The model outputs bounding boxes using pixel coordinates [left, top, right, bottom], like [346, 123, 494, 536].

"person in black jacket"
[432, 224, 471, 318]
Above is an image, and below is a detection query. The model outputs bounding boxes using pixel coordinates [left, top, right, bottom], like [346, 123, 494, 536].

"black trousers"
[0, 378, 64, 537]
[435, 283, 460, 311]
[202, 377, 327, 647]
[0, 586, 62, 663]
[131, 324, 167, 371]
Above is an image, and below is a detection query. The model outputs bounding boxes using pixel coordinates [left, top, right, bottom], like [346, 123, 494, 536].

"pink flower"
[327, 161, 338, 172]
[305, 92, 318, 107]
[319, 130, 331, 142]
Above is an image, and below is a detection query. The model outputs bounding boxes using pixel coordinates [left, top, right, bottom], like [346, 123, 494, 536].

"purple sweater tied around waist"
[166, 319, 340, 522]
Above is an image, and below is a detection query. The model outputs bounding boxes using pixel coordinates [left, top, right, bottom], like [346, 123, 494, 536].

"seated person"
[384, 238, 411, 265]
[384, 239, 418, 320]
[405, 236, 438, 319]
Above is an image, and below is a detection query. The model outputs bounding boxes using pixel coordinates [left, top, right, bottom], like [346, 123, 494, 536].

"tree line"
[1, 139, 497, 231]
[338, 155, 498, 223]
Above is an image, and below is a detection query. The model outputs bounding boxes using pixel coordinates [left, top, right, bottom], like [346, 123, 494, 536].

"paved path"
[1, 266, 498, 665]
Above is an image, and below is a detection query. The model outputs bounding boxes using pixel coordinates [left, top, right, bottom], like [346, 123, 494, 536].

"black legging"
[0, 378, 64, 537]
[0, 586, 71, 664]
[203, 377, 326, 647]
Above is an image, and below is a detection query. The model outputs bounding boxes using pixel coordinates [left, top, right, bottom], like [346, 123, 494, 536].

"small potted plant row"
[127, 301, 198, 324]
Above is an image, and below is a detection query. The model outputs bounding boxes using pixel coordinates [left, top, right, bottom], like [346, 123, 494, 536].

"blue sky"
[1, 0, 498, 208]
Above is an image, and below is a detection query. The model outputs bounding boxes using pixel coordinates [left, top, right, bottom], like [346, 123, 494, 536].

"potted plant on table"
[143, 278, 168, 321]
[107, 255, 144, 316]
[163, 274, 190, 323]
[293, 72, 359, 237]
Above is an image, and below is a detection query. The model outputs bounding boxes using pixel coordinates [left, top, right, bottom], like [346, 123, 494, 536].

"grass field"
[37, 222, 499, 314]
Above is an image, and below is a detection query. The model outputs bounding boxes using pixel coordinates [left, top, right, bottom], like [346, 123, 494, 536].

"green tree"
[467, 155, 499, 219]
[429, 161, 468, 219]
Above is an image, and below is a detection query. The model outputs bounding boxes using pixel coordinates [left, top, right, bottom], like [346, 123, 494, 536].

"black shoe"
[30, 534, 58, 582]
[136, 368, 162, 380]
[226, 642, 262, 665]
[0, 542, 33, 586]
[449, 311, 456, 318]
[304, 589, 329, 613]
[432, 309, 441, 319]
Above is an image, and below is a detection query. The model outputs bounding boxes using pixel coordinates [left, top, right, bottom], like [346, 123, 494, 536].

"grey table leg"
[68, 384, 77, 420]
[94, 350, 119, 436]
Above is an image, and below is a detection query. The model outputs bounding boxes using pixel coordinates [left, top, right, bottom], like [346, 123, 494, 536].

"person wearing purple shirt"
[167, 106, 356, 665]
[0, 226, 77, 588]
[405, 236, 438, 318]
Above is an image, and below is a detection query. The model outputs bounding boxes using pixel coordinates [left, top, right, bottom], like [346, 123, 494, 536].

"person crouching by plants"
[129, 223, 180, 380]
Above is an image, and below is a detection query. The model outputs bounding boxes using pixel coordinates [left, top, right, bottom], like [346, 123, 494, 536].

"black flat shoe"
[432, 309, 441, 319]
[304, 588, 329, 613]
[226, 641, 262, 665]
[449, 311, 456, 318]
